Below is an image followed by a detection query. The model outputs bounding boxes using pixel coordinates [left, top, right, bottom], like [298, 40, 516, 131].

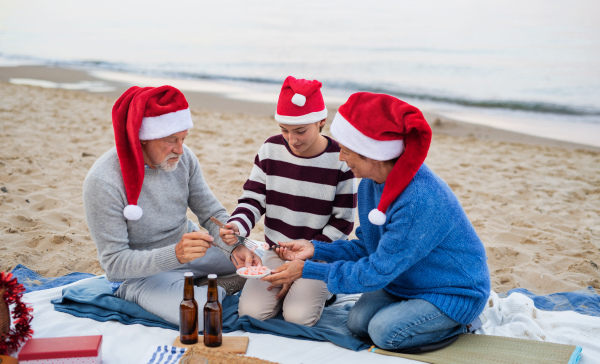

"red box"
[18, 335, 102, 364]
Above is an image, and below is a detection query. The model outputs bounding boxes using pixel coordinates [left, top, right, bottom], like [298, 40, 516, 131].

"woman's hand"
[231, 245, 262, 269]
[262, 260, 304, 286]
[274, 239, 315, 261]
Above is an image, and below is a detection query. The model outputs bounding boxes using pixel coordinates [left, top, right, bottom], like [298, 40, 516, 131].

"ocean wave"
[322, 81, 600, 117]
[3, 53, 600, 118]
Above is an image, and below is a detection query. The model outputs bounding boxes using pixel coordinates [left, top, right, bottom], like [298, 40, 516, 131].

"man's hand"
[274, 239, 315, 261]
[262, 260, 304, 286]
[231, 245, 262, 269]
[219, 223, 241, 246]
[175, 231, 213, 264]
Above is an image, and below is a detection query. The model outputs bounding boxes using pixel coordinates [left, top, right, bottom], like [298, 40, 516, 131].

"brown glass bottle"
[179, 272, 198, 345]
[203, 274, 222, 347]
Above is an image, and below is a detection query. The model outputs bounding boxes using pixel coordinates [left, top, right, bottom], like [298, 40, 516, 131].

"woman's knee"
[369, 324, 464, 350]
[367, 308, 465, 350]
[346, 305, 370, 337]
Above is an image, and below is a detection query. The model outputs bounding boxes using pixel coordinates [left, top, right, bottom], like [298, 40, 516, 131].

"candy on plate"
[236, 265, 271, 279]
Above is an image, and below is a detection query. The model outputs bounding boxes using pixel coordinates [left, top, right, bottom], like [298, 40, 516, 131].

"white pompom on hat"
[291, 93, 307, 107]
[112, 85, 193, 220]
[275, 76, 327, 125]
[330, 92, 432, 225]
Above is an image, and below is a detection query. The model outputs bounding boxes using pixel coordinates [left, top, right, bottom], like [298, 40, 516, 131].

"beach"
[1, 66, 599, 295]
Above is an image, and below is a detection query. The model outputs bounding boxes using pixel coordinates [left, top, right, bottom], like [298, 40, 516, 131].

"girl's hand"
[219, 223, 241, 245]
[231, 245, 262, 269]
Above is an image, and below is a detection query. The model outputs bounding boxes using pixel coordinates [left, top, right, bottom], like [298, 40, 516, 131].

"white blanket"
[17, 276, 600, 364]
[476, 291, 599, 363]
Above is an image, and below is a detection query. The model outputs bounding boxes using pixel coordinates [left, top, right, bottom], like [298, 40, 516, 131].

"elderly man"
[83, 85, 253, 326]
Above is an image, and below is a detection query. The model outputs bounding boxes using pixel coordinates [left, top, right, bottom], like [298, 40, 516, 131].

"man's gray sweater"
[83, 145, 233, 282]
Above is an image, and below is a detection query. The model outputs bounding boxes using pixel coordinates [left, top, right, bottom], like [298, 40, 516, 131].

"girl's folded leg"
[282, 278, 329, 326]
[237, 250, 283, 320]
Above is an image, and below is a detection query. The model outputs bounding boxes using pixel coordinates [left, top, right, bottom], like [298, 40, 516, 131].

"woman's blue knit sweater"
[302, 164, 491, 325]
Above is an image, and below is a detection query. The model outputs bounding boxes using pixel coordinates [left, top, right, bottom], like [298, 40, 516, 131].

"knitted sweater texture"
[303, 164, 491, 325]
[83, 145, 233, 282]
[229, 135, 357, 245]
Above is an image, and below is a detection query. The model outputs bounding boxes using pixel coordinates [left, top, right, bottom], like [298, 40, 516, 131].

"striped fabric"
[141, 345, 187, 364]
[229, 135, 357, 246]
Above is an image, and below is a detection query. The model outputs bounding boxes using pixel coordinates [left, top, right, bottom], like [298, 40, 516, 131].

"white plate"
[236, 266, 271, 279]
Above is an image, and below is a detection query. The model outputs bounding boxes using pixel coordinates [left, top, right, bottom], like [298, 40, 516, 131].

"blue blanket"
[10, 264, 95, 292]
[49, 276, 369, 351]
[51, 277, 179, 331]
[499, 287, 600, 317]
[8, 264, 369, 351]
[11, 265, 600, 352]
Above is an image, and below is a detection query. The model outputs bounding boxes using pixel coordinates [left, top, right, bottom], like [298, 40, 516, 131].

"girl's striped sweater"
[228, 135, 357, 245]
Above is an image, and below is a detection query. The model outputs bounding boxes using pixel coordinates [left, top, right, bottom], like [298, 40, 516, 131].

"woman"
[263, 92, 491, 351]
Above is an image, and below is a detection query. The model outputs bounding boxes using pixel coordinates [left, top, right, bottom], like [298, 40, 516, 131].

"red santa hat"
[330, 92, 432, 225]
[112, 85, 192, 220]
[275, 76, 327, 124]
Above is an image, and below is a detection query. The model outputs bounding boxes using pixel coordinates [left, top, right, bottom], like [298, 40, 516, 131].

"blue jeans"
[347, 289, 467, 350]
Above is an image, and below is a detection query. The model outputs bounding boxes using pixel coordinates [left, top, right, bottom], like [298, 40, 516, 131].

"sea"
[1, 0, 599, 147]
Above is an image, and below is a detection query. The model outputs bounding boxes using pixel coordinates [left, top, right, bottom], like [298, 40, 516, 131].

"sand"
[1, 68, 599, 295]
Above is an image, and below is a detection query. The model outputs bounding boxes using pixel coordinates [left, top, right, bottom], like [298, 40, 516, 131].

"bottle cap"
[184, 272, 194, 277]
[208, 274, 217, 279]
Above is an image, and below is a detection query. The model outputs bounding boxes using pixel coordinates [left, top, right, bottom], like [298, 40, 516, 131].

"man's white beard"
[156, 153, 180, 172]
